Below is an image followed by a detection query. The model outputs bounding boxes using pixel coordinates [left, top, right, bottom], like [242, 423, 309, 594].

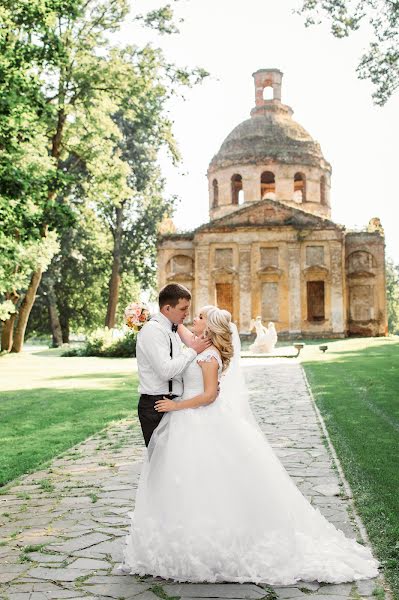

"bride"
[118, 306, 380, 585]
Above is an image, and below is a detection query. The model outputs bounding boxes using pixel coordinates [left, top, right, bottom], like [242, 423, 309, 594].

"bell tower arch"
[253, 68, 283, 106]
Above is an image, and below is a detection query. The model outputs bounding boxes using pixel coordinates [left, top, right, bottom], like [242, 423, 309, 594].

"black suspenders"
[168, 336, 173, 395]
[150, 318, 174, 396]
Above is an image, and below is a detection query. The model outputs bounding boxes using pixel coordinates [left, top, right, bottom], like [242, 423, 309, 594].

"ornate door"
[216, 283, 233, 315]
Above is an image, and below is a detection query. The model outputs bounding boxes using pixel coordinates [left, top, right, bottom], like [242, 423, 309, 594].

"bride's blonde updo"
[199, 305, 234, 372]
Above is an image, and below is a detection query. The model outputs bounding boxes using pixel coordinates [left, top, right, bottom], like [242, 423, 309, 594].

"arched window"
[261, 171, 276, 199]
[320, 175, 326, 205]
[231, 174, 243, 205]
[166, 255, 194, 278]
[212, 179, 219, 208]
[262, 86, 273, 100]
[294, 172, 306, 202]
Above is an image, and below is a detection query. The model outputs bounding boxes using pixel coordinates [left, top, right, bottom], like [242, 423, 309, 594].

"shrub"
[103, 331, 137, 357]
[85, 328, 113, 356]
[62, 347, 80, 357]
[62, 329, 137, 358]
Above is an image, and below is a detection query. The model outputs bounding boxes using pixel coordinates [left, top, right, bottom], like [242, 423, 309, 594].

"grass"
[0, 348, 139, 487]
[150, 584, 180, 600]
[2, 336, 398, 596]
[301, 336, 399, 600]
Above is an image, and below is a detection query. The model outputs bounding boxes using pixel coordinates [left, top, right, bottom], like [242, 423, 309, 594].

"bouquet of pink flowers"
[124, 302, 151, 332]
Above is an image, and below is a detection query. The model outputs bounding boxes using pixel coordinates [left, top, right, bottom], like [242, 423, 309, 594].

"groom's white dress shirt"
[136, 312, 197, 396]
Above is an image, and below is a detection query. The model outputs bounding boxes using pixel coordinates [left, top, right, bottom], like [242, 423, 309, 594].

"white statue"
[249, 317, 278, 354]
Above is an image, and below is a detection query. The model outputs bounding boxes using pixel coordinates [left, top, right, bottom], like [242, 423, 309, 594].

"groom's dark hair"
[159, 283, 191, 308]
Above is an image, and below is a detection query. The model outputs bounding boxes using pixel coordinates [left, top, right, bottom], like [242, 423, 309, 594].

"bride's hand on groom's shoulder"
[155, 398, 179, 413]
[188, 335, 212, 354]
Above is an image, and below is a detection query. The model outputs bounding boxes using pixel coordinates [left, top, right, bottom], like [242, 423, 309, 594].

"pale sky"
[121, 0, 398, 262]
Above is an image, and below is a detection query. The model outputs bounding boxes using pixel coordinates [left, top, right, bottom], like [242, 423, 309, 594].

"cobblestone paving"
[0, 359, 388, 600]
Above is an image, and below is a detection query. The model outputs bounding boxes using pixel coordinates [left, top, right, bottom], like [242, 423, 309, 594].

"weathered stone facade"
[157, 69, 387, 338]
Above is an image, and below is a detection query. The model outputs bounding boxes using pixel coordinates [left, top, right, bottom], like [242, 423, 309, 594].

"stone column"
[287, 243, 301, 334]
[218, 178, 232, 207]
[238, 245, 252, 332]
[157, 248, 167, 290]
[276, 177, 293, 202]
[329, 241, 345, 334]
[195, 245, 210, 315]
[243, 174, 260, 203]
[306, 178, 320, 204]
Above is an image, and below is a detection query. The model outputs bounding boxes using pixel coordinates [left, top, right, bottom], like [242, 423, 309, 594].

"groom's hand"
[189, 336, 212, 354]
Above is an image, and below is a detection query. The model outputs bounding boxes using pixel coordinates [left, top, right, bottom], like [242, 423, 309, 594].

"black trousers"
[138, 393, 178, 447]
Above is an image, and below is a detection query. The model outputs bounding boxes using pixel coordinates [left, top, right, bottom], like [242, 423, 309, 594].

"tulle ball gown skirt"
[119, 402, 380, 585]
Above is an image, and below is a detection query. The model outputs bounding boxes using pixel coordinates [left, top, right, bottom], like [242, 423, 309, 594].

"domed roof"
[209, 69, 330, 172]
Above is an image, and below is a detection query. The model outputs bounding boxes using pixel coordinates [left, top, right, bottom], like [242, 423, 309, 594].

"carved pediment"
[211, 266, 237, 276]
[197, 199, 340, 231]
[303, 265, 329, 276]
[257, 266, 283, 278]
[166, 272, 194, 282]
[347, 270, 375, 279]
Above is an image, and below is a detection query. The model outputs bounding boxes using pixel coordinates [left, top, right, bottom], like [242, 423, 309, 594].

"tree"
[26, 202, 113, 343]
[101, 43, 206, 328]
[0, 0, 68, 350]
[0, 1, 194, 350]
[1, 1, 208, 350]
[297, 0, 399, 105]
[386, 259, 399, 334]
[0, 234, 59, 350]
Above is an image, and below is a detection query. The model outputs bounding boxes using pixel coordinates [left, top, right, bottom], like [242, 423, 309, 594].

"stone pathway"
[0, 360, 388, 600]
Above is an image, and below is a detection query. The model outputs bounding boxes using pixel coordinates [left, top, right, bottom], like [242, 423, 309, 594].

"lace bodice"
[180, 347, 222, 400]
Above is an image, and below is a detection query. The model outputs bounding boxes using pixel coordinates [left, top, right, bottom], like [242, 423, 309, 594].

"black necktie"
[171, 323, 178, 333]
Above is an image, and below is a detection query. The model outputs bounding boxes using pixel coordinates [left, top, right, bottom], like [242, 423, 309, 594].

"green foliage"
[104, 331, 137, 358]
[27, 222, 141, 339]
[0, 0, 208, 345]
[84, 329, 113, 356]
[63, 328, 137, 357]
[136, 4, 181, 35]
[0, 233, 60, 321]
[386, 259, 399, 334]
[0, 0, 137, 329]
[0, 0, 64, 319]
[27, 204, 112, 337]
[297, 0, 399, 105]
[101, 42, 208, 293]
[116, 273, 141, 326]
[0, 300, 16, 322]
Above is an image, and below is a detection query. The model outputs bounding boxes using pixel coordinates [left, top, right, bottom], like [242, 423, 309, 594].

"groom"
[136, 283, 211, 447]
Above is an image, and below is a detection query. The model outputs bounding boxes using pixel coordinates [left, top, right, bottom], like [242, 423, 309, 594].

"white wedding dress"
[119, 333, 380, 585]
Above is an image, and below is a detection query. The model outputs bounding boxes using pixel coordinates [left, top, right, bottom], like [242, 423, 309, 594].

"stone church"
[157, 69, 387, 338]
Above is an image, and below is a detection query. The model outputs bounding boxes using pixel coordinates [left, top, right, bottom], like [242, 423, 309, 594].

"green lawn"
[301, 336, 399, 600]
[1, 338, 398, 597]
[0, 347, 139, 487]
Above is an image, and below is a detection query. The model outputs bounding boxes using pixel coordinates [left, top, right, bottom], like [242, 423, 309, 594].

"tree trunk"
[60, 313, 70, 344]
[105, 262, 121, 329]
[105, 205, 124, 329]
[44, 276, 63, 347]
[1, 291, 19, 352]
[1, 314, 17, 353]
[11, 269, 43, 353]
